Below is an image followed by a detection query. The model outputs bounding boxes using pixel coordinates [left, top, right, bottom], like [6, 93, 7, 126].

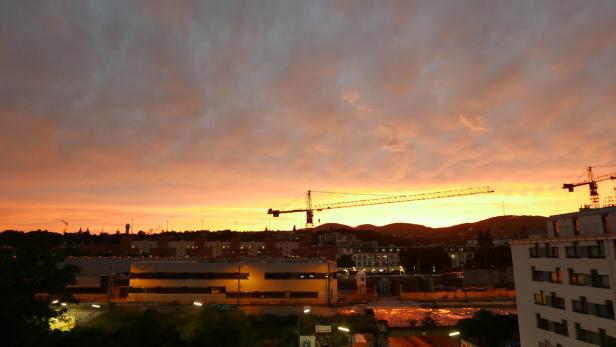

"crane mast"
[268, 186, 495, 227]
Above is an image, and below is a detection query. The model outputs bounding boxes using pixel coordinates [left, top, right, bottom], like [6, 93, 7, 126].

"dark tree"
[468, 246, 512, 270]
[457, 309, 519, 347]
[476, 230, 485, 245]
[400, 247, 450, 274]
[336, 254, 355, 268]
[0, 231, 79, 346]
[484, 229, 493, 246]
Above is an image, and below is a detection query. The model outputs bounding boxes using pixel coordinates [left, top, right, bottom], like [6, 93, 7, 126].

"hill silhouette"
[310, 215, 547, 242]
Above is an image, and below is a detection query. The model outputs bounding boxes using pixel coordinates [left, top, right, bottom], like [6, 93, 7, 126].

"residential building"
[511, 206, 616, 347]
[347, 246, 406, 273]
[447, 246, 475, 268]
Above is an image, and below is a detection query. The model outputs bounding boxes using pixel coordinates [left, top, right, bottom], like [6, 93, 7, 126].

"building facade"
[346, 246, 405, 273]
[447, 246, 475, 268]
[127, 259, 337, 305]
[511, 206, 616, 347]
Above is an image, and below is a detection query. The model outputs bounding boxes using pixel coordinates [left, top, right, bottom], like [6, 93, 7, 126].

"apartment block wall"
[512, 206, 616, 347]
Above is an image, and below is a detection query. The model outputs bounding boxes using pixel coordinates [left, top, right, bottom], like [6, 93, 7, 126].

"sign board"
[315, 325, 332, 333]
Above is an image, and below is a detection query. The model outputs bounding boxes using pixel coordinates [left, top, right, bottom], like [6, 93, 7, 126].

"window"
[591, 269, 610, 288]
[536, 314, 568, 336]
[552, 220, 560, 237]
[565, 242, 579, 258]
[530, 244, 558, 258]
[575, 323, 595, 343]
[569, 269, 610, 288]
[588, 241, 605, 258]
[549, 292, 566, 309]
[572, 296, 588, 314]
[601, 214, 611, 234]
[567, 241, 605, 258]
[130, 272, 249, 280]
[536, 313, 549, 330]
[264, 272, 329, 280]
[575, 298, 615, 319]
[129, 286, 226, 294]
[569, 268, 585, 286]
[550, 268, 561, 283]
[532, 267, 561, 283]
[536, 291, 565, 309]
[530, 245, 540, 258]
[534, 291, 547, 305]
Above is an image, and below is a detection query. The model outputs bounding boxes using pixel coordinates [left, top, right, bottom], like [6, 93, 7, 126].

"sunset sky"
[1, 1, 616, 233]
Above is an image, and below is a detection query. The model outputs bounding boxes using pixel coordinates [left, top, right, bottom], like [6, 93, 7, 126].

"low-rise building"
[127, 259, 337, 305]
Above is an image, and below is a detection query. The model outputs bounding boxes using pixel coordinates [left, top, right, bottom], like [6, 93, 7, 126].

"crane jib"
[266, 186, 495, 225]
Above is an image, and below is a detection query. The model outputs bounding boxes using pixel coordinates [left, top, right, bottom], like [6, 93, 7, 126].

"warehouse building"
[127, 258, 337, 305]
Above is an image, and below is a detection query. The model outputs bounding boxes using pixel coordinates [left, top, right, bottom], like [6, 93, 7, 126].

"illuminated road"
[388, 336, 458, 347]
[337, 301, 516, 327]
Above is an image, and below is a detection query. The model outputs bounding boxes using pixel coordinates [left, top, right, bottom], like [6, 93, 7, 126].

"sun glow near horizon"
[0, 182, 604, 233]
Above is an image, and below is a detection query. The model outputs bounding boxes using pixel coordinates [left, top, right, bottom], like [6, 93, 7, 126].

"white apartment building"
[274, 241, 300, 257]
[131, 240, 158, 255]
[447, 246, 475, 268]
[511, 206, 616, 347]
[202, 241, 230, 257]
[239, 241, 266, 256]
[168, 240, 195, 257]
[347, 246, 405, 273]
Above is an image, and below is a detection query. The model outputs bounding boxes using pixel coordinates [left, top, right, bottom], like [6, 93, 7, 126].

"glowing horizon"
[1, 182, 611, 233]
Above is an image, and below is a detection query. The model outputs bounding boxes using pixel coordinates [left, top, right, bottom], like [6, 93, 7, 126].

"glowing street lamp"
[51, 299, 59, 304]
[91, 304, 101, 309]
[448, 331, 460, 336]
[297, 306, 312, 346]
[337, 326, 350, 333]
[193, 301, 203, 306]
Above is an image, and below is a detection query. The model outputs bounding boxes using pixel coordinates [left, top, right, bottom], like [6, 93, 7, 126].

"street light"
[91, 304, 101, 309]
[449, 330, 461, 347]
[193, 301, 203, 307]
[298, 306, 311, 347]
[337, 326, 350, 333]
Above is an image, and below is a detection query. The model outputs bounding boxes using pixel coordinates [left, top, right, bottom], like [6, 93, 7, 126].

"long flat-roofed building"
[127, 258, 337, 305]
[511, 206, 616, 347]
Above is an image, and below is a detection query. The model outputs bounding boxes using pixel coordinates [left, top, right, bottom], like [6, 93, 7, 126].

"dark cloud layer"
[1, 1, 616, 229]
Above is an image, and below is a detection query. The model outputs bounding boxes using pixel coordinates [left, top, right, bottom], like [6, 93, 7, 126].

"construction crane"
[59, 219, 69, 233]
[563, 166, 616, 208]
[267, 186, 495, 227]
